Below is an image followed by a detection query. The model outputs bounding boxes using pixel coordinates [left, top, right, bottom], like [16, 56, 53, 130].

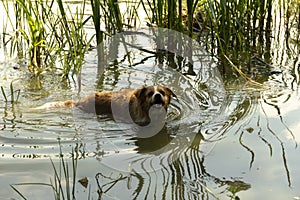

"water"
[1, 2, 300, 200]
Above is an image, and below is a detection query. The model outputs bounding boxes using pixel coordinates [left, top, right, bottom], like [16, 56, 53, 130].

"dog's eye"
[159, 90, 165, 96]
[148, 91, 154, 97]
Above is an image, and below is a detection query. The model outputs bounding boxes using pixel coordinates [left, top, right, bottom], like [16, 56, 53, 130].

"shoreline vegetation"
[0, 0, 299, 80]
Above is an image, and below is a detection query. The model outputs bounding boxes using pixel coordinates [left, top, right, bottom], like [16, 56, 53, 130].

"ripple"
[0, 28, 245, 174]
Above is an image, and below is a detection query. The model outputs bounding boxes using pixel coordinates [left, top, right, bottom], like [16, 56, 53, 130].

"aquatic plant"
[15, 0, 49, 75]
[57, 0, 93, 78]
[90, 0, 103, 46]
[0, 82, 20, 103]
[1, 0, 299, 79]
[199, 0, 298, 69]
[202, 0, 273, 56]
[10, 144, 82, 200]
[2, 0, 93, 78]
[140, 0, 299, 71]
[142, 0, 199, 34]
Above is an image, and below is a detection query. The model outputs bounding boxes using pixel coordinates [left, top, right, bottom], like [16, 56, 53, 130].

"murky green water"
[1, 1, 300, 200]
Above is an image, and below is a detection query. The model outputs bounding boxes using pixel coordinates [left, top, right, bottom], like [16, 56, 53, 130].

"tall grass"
[2, 0, 135, 79]
[142, 0, 199, 34]
[141, 0, 269, 68]
[203, 0, 273, 57]
[141, 0, 299, 76]
[2, 0, 93, 78]
[56, 0, 93, 78]
[2, 0, 299, 78]
[15, 0, 47, 75]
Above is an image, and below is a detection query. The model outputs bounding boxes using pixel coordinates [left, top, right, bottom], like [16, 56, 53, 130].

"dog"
[35, 85, 176, 125]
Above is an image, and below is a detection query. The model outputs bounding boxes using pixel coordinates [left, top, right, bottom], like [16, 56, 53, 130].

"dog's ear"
[164, 86, 177, 98]
[135, 86, 148, 98]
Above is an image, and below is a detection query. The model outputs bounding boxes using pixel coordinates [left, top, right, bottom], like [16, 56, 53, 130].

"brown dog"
[36, 85, 176, 125]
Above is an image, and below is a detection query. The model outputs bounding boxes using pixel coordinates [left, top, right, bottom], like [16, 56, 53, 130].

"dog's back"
[34, 86, 175, 124]
[35, 100, 74, 110]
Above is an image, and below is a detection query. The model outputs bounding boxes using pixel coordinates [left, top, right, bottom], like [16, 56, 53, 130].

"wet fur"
[36, 86, 176, 124]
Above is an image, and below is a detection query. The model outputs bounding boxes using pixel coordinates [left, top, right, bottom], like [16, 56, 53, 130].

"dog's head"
[134, 85, 176, 111]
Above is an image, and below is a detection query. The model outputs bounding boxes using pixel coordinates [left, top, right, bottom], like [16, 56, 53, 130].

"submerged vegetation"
[1, 0, 299, 80]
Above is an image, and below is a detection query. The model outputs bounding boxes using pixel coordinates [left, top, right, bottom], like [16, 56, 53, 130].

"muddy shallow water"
[1, 27, 300, 200]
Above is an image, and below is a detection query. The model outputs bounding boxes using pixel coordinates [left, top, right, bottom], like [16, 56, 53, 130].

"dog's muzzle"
[152, 93, 164, 105]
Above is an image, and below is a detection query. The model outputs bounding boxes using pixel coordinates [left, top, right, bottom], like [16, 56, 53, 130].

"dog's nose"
[153, 93, 163, 103]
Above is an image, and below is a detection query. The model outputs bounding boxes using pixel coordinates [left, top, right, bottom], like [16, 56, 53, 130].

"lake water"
[1, 1, 300, 200]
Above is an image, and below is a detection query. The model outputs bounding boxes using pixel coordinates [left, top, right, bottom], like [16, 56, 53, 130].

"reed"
[139, 0, 300, 75]
[56, 0, 93, 78]
[2, 0, 93, 78]
[92, 0, 123, 34]
[1, 82, 20, 103]
[201, 0, 275, 62]
[10, 145, 81, 200]
[2, 0, 24, 58]
[15, 0, 46, 75]
[142, 0, 199, 34]
[2, 0, 299, 78]
[90, 0, 103, 46]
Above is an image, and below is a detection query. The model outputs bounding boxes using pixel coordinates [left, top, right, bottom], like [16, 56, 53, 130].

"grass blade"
[1, 86, 8, 102]
[10, 184, 28, 200]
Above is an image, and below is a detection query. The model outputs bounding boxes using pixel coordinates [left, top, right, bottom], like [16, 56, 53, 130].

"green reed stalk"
[2, 0, 24, 58]
[204, 0, 269, 56]
[16, 0, 46, 75]
[56, 0, 72, 47]
[142, 0, 166, 27]
[178, 0, 183, 31]
[298, 3, 300, 30]
[63, 3, 93, 78]
[101, 0, 123, 33]
[110, 0, 123, 32]
[90, 0, 106, 79]
[167, 0, 176, 29]
[91, 0, 103, 45]
[11, 145, 80, 200]
[157, 0, 164, 27]
[1, 82, 20, 103]
[187, 0, 200, 36]
[0, 86, 8, 102]
[142, 0, 200, 33]
[3, 0, 93, 78]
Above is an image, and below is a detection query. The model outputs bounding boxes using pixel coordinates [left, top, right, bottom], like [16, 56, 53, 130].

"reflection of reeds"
[10, 146, 81, 199]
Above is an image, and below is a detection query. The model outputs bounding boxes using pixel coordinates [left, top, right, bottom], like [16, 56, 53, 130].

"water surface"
[0, 2, 300, 200]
